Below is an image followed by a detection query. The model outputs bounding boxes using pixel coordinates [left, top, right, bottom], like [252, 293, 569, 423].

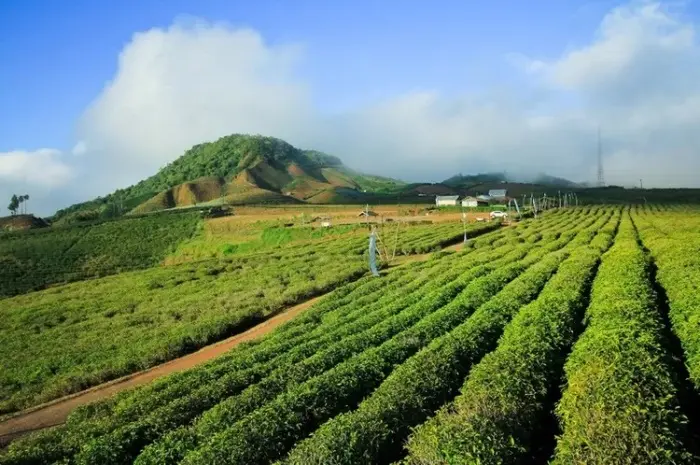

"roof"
[488, 189, 507, 197]
[477, 194, 492, 200]
[462, 196, 478, 200]
[435, 195, 460, 200]
[358, 210, 378, 217]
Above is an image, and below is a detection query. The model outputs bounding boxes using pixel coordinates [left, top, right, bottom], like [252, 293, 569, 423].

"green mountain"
[442, 172, 508, 188]
[53, 134, 405, 223]
[443, 172, 579, 189]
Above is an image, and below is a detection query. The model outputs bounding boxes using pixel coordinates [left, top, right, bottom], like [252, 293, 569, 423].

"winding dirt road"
[0, 295, 322, 447]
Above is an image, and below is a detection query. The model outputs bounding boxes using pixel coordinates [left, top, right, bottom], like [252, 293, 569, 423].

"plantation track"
[0, 293, 328, 447]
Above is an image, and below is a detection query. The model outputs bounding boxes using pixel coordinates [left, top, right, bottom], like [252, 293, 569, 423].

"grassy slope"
[0, 213, 200, 298]
[0, 223, 370, 415]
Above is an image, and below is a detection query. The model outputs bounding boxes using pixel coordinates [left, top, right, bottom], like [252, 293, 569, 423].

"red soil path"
[0, 295, 322, 447]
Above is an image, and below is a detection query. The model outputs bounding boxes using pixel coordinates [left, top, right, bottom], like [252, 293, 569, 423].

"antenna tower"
[597, 126, 605, 187]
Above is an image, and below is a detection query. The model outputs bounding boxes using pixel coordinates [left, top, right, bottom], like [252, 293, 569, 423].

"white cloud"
[0, 149, 74, 216]
[7, 1, 700, 216]
[76, 20, 314, 191]
[71, 141, 87, 156]
[0, 149, 73, 188]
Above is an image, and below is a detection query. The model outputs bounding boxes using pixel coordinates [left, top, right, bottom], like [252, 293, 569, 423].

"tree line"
[8, 194, 30, 215]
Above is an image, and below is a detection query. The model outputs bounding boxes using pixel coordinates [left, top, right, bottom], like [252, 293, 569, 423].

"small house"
[435, 195, 460, 207]
[488, 189, 508, 200]
[461, 196, 487, 208]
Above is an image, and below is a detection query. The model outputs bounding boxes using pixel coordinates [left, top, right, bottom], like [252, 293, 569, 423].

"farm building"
[462, 196, 488, 207]
[435, 195, 460, 207]
[477, 194, 492, 202]
[488, 189, 508, 200]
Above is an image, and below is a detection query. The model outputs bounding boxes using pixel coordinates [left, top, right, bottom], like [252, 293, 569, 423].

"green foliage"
[403, 212, 618, 465]
[0, 244, 367, 416]
[395, 221, 500, 255]
[8, 194, 19, 215]
[2, 207, 650, 465]
[80, 247, 511, 465]
[0, 212, 200, 297]
[552, 214, 693, 465]
[179, 249, 536, 465]
[634, 208, 700, 391]
[0, 217, 536, 464]
[283, 212, 611, 465]
[50, 135, 405, 221]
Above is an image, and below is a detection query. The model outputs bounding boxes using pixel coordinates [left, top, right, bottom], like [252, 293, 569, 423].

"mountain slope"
[53, 134, 405, 221]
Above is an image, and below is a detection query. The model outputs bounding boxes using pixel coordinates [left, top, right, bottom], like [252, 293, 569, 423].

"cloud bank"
[2, 1, 700, 216]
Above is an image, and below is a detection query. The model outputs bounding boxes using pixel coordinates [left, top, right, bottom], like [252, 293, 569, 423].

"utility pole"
[640, 179, 643, 189]
[597, 126, 605, 188]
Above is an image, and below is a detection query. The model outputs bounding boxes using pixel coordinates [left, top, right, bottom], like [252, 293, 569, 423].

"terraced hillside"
[2, 206, 699, 465]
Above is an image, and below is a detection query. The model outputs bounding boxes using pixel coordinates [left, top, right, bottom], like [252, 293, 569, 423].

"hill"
[52, 135, 406, 221]
[443, 172, 580, 190]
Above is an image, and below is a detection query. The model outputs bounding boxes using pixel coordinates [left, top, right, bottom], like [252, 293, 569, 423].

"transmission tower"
[597, 126, 605, 188]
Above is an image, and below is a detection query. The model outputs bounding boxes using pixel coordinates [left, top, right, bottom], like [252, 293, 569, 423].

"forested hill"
[52, 134, 404, 223]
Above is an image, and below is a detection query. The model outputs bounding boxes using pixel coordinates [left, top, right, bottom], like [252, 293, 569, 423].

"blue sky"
[0, 0, 619, 150]
[2, 0, 700, 214]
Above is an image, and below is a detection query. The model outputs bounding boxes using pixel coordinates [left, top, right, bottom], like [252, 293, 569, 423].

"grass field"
[2, 205, 699, 465]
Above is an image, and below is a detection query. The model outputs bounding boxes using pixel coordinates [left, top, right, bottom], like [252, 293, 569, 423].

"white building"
[462, 196, 487, 207]
[435, 195, 460, 207]
[488, 189, 507, 200]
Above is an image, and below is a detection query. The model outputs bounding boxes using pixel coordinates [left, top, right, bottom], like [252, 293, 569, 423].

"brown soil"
[0, 214, 48, 232]
[0, 295, 323, 447]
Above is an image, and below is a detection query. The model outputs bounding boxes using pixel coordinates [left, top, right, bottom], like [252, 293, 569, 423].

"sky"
[2, 0, 700, 215]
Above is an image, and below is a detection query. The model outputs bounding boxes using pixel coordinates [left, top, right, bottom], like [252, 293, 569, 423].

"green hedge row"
[402, 212, 619, 465]
[633, 210, 700, 391]
[3, 238, 524, 465]
[176, 248, 553, 465]
[0, 254, 457, 465]
[280, 212, 612, 465]
[0, 209, 586, 465]
[134, 246, 537, 465]
[77, 246, 517, 465]
[69, 216, 528, 430]
[551, 215, 693, 465]
[397, 222, 501, 255]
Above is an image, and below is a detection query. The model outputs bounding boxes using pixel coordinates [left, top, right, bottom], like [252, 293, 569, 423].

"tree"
[8, 194, 19, 215]
[22, 194, 29, 214]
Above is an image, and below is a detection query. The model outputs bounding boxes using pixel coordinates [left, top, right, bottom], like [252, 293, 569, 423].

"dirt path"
[0, 295, 322, 447]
